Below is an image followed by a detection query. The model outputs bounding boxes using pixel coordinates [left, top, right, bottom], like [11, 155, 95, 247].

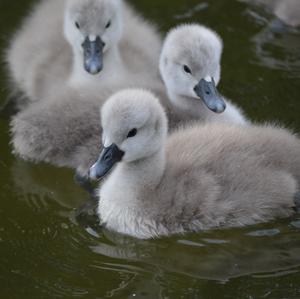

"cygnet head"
[64, 0, 123, 75]
[90, 89, 168, 180]
[159, 24, 226, 114]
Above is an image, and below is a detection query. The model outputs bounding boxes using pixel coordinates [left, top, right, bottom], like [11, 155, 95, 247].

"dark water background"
[0, 0, 300, 298]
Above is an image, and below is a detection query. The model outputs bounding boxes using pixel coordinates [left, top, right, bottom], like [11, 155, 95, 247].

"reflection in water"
[10, 159, 89, 210]
[174, 2, 209, 20]
[88, 218, 300, 282]
[243, 1, 300, 75]
[252, 23, 300, 75]
[242, 0, 300, 27]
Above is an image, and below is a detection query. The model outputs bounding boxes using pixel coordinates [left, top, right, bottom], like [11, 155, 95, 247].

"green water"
[1, 0, 300, 298]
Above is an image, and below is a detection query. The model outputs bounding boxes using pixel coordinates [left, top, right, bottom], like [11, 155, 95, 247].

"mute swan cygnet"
[89, 89, 300, 239]
[7, 0, 162, 101]
[11, 23, 248, 177]
[160, 24, 247, 125]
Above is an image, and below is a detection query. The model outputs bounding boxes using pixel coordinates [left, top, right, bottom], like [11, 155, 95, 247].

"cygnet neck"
[118, 146, 166, 191]
[168, 91, 210, 121]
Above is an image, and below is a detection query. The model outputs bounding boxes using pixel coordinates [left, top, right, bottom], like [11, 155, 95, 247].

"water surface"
[0, 0, 300, 298]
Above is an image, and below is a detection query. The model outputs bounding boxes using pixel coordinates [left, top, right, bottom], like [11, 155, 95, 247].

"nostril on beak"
[104, 153, 111, 162]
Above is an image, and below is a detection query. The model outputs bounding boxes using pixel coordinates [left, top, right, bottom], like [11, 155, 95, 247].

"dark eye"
[183, 65, 192, 74]
[75, 22, 80, 29]
[105, 20, 111, 29]
[127, 128, 137, 138]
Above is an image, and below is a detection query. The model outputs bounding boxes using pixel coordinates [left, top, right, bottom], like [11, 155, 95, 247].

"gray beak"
[89, 144, 124, 181]
[82, 36, 105, 75]
[193, 78, 226, 114]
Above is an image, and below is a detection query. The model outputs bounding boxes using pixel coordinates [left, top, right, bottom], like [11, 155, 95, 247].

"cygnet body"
[90, 89, 300, 239]
[7, 0, 162, 101]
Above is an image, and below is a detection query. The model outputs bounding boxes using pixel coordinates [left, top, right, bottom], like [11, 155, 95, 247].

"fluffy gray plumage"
[94, 89, 300, 239]
[6, 0, 163, 101]
[10, 23, 247, 176]
[10, 85, 175, 176]
[9, 0, 165, 174]
[159, 24, 247, 124]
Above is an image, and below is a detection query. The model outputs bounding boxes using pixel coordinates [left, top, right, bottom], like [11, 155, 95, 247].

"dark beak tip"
[213, 103, 226, 114]
[85, 63, 103, 75]
[89, 163, 99, 181]
[89, 172, 102, 182]
[89, 68, 102, 75]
